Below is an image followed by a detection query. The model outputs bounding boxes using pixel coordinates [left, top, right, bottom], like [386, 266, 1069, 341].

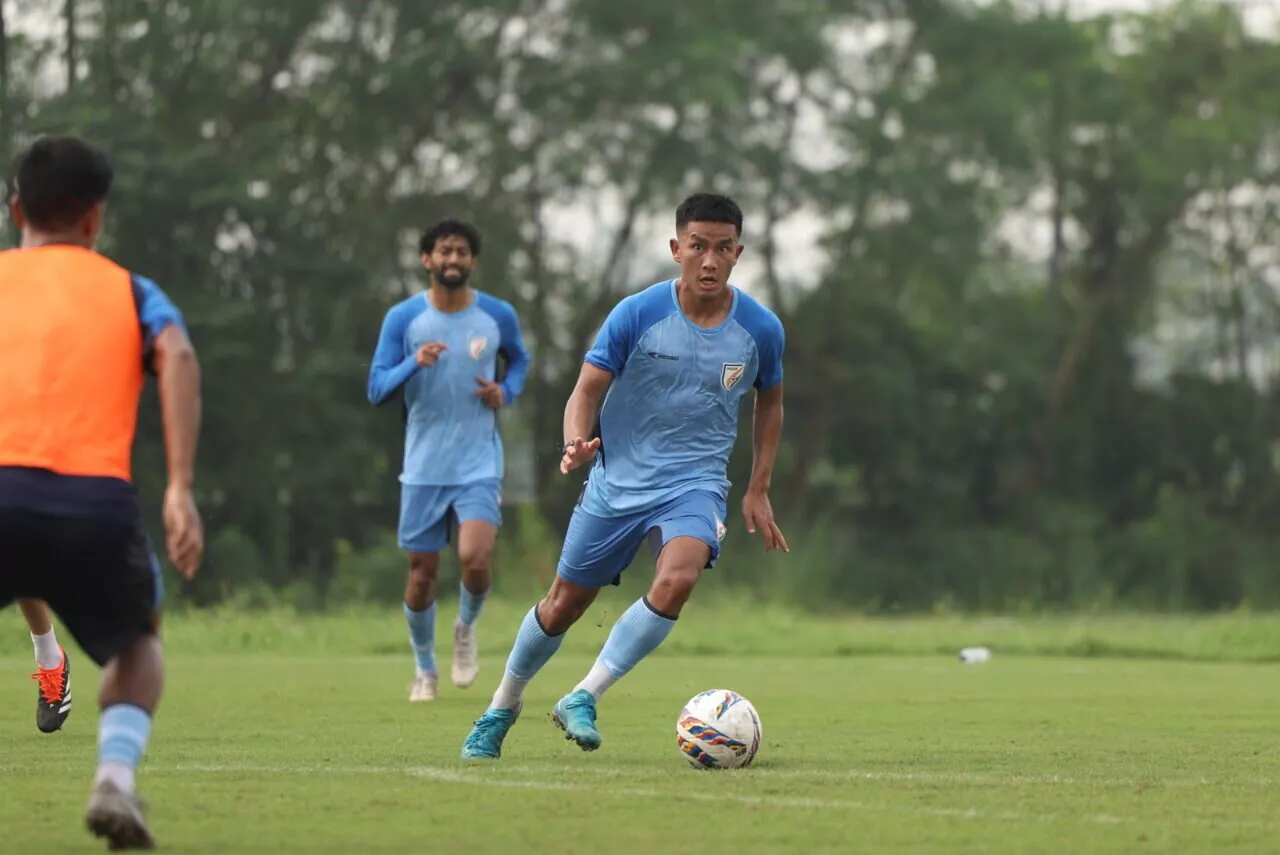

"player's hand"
[415, 342, 447, 367]
[742, 489, 788, 553]
[162, 483, 204, 579]
[474, 377, 505, 410]
[560, 437, 601, 474]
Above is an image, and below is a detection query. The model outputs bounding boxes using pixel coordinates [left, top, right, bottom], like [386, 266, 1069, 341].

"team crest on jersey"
[715, 517, 727, 542]
[721, 362, 746, 390]
[469, 335, 488, 360]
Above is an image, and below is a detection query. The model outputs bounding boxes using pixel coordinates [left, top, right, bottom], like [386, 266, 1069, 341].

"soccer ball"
[676, 689, 762, 770]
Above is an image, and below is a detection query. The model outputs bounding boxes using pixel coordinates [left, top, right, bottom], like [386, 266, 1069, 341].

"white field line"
[1, 760, 1273, 790]
[4, 761, 1271, 830]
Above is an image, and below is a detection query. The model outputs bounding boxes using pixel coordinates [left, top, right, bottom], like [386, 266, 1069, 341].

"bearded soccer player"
[461, 192, 787, 759]
[0, 135, 204, 849]
[367, 219, 531, 702]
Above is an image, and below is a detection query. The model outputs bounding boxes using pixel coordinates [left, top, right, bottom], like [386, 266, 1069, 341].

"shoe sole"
[86, 807, 155, 851]
[552, 709, 602, 752]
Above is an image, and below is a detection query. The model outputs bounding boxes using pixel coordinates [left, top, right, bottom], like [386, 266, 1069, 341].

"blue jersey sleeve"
[738, 299, 785, 391]
[584, 298, 640, 376]
[477, 294, 531, 405]
[367, 300, 422, 405]
[130, 275, 186, 375]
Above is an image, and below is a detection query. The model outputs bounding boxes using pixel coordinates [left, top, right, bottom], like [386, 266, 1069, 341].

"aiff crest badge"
[721, 362, 746, 390]
[469, 335, 488, 360]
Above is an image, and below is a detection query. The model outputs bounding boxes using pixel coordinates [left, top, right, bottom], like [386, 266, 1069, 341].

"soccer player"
[19, 597, 73, 733]
[367, 219, 530, 702]
[461, 192, 787, 760]
[0, 135, 204, 849]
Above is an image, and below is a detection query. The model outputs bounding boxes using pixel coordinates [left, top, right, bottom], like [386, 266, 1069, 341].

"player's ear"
[734, 242, 744, 261]
[420, 252, 432, 270]
[81, 202, 105, 242]
[669, 237, 680, 261]
[8, 197, 24, 230]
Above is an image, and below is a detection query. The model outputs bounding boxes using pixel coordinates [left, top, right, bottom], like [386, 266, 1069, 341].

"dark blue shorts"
[556, 489, 727, 589]
[0, 507, 163, 667]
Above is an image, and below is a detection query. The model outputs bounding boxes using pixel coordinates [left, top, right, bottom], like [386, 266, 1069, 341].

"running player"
[0, 135, 204, 849]
[461, 192, 786, 759]
[367, 219, 530, 701]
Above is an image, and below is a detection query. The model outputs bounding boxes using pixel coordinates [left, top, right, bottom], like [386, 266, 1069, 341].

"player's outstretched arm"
[153, 324, 205, 577]
[743, 382, 788, 553]
[367, 304, 422, 405]
[560, 362, 612, 474]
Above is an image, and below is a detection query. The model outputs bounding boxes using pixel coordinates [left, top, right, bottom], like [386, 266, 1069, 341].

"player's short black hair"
[418, 218, 481, 256]
[10, 135, 113, 232]
[675, 193, 744, 237]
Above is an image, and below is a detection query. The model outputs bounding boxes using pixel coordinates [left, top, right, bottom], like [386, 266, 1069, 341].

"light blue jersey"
[580, 279, 784, 517]
[367, 291, 530, 486]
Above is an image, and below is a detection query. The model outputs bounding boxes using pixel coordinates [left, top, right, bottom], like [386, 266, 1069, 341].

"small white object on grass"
[958, 646, 991, 664]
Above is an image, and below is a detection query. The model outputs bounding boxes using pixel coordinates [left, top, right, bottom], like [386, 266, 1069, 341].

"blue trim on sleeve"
[734, 293, 785, 391]
[475, 292, 531, 406]
[367, 297, 428, 405]
[584, 281, 677, 376]
[129, 274, 185, 376]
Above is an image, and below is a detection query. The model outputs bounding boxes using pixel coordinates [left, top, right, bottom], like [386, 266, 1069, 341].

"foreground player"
[0, 135, 204, 849]
[19, 597, 73, 732]
[461, 193, 786, 759]
[367, 219, 530, 701]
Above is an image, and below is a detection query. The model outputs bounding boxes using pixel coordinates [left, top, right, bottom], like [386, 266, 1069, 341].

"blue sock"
[458, 581, 489, 627]
[98, 704, 152, 772]
[404, 602, 437, 674]
[595, 597, 677, 682]
[490, 605, 565, 709]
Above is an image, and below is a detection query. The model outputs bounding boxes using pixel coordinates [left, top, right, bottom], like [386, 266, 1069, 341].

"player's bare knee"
[648, 568, 699, 615]
[538, 578, 597, 635]
[457, 545, 492, 580]
[405, 553, 439, 607]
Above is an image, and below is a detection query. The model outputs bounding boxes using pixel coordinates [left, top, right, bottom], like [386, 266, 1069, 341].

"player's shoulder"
[384, 293, 429, 325]
[612, 279, 680, 325]
[732, 288, 784, 345]
[473, 289, 518, 323]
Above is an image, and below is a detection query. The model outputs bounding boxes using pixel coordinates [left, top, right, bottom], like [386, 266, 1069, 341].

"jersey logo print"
[469, 335, 488, 360]
[721, 362, 746, 390]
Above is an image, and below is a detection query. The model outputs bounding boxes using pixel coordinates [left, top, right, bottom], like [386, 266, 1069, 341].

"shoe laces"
[565, 692, 597, 722]
[31, 665, 64, 704]
[465, 710, 510, 746]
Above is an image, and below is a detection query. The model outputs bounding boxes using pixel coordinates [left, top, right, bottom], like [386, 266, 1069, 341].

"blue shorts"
[556, 489, 728, 589]
[398, 479, 502, 554]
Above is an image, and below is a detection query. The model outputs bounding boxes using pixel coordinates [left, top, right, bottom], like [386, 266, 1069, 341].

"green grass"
[2, 603, 1279, 853]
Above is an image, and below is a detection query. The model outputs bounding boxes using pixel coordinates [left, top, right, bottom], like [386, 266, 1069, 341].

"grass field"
[1, 601, 1278, 853]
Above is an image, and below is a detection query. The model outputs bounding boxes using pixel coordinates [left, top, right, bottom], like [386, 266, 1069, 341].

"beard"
[435, 266, 471, 289]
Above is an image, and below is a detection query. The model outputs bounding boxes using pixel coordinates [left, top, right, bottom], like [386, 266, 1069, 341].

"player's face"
[670, 221, 743, 300]
[422, 234, 476, 290]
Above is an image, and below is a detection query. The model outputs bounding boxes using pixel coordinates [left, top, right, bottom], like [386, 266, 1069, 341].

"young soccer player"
[0, 135, 205, 849]
[367, 219, 531, 701]
[461, 193, 787, 759]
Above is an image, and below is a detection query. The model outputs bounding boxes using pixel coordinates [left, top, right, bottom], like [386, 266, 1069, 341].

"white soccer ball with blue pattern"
[676, 689, 762, 770]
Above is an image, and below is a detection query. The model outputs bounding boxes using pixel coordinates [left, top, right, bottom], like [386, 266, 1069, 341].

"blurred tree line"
[3, 0, 1279, 612]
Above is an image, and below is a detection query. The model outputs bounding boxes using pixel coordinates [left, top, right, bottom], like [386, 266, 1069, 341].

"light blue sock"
[405, 602, 437, 674]
[98, 704, 152, 771]
[490, 605, 566, 708]
[593, 597, 677, 685]
[458, 581, 489, 627]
